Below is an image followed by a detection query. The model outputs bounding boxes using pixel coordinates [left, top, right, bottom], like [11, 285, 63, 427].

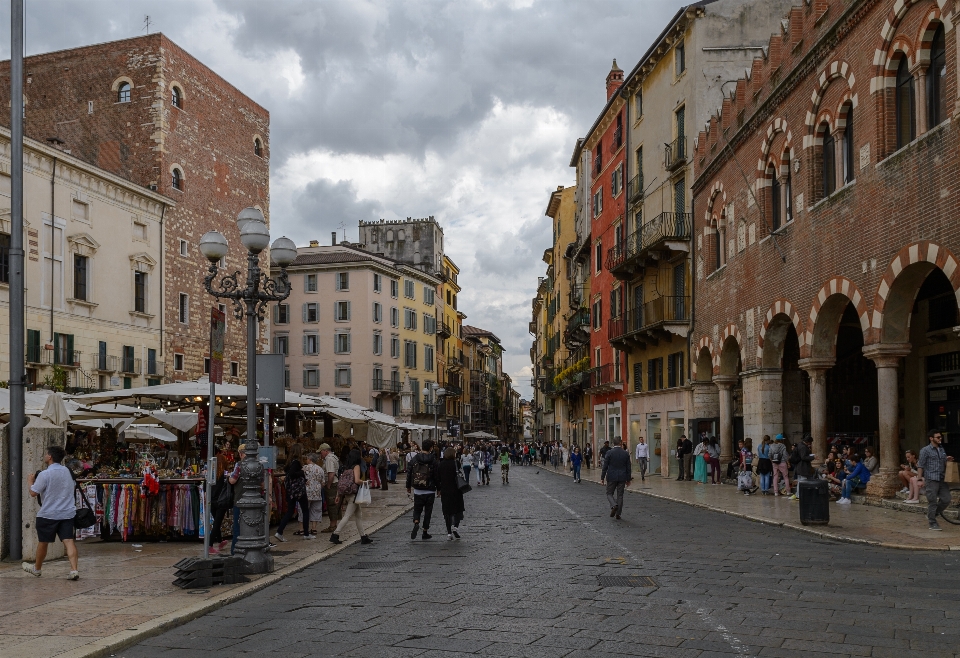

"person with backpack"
[330, 447, 373, 545]
[406, 438, 440, 540]
[438, 447, 466, 540]
[756, 436, 773, 494]
[274, 447, 313, 542]
[769, 434, 790, 496]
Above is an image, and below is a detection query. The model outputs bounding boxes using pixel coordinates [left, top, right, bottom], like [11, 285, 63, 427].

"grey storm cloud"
[1, 0, 691, 397]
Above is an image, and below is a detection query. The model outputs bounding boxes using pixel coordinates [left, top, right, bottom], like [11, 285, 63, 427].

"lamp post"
[422, 383, 446, 444]
[199, 208, 297, 574]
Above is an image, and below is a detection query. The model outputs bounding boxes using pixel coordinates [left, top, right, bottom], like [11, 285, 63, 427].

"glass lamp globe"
[199, 231, 229, 263]
[236, 207, 266, 233]
[270, 236, 297, 267]
[239, 220, 270, 253]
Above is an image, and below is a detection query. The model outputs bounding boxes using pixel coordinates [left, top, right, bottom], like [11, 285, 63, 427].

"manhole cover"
[597, 575, 657, 587]
[350, 560, 408, 569]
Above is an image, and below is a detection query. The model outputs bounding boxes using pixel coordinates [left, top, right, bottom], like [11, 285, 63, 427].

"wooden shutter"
[346, 301, 351, 321]
[647, 360, 655, 391]
[633, 362, 642, 393]
[302, 334, 308, 355]
[658, 357, 664, 389]
[303, 369, 308, 388]
[668, 353, 676, 388]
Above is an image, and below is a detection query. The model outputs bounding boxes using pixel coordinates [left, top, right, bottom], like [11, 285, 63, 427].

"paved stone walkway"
[120, 465, 960, 658]
[0, 486, 412, 658]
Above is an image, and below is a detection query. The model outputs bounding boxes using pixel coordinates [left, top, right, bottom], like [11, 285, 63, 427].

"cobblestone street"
[121, 467, 960, 658]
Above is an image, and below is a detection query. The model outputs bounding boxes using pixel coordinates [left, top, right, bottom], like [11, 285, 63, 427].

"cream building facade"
[0, 129, 169, 391]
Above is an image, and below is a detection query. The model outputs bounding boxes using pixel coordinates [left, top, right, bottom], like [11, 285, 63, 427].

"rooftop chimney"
[606, 58, 624, 100]
[331, 232, 337, 246]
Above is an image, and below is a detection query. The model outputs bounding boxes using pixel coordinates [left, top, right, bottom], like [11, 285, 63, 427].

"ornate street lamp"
[423, 383, 446, 444]
[199, 208, 297, 574]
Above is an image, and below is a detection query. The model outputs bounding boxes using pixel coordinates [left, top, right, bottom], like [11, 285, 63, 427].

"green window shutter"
[66, 334, 74, 365]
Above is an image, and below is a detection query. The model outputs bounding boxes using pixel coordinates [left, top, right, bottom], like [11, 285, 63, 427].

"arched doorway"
[691, 346, 720, 467]
[826, 303, 878, 447]
[716, 335, 743, 463]
[759, 313, 809, 441]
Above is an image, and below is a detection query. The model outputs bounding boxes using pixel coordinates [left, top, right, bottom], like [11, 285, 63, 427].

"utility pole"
[8, 0, 25, 561]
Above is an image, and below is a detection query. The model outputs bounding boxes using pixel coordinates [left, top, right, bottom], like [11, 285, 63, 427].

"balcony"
[563, 308, 590, 349]
[609, 295, 691, 350]
[627, 172, 644, 204]
[568, 283, 586, 309]
[92, 354, 119, 372]
[583, 363, 623, 394]
[594, 153, 602, 175]
[613, 126, 623, 150]
[438, 319, 452, 339]
[54, 348, 81, 369]
[444, 383, 462, 398]
[607, 212, 692, 280]
[664, 136, 687, 171]
[146, 360, 165, 378]
[372, 379, 402, 395]
[120, 357, 141, 375]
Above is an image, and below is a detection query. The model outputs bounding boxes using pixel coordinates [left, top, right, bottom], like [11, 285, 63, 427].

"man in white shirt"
[319, 443, 340, 533]
[24, 445, 80, 579]
[635, 437, 650, 482]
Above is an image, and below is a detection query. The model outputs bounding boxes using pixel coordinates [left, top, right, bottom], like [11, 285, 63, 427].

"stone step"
[849, 491, 960, 520]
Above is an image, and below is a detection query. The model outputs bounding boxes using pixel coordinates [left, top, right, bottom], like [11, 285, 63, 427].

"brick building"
[0, 34, 270, 382]
[691, 0, 959, 495]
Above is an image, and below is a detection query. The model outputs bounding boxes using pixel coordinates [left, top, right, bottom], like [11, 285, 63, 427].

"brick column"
[715, 375, 738, 464]
[862, 343, 911, 497]
[798, 358, 834, 466]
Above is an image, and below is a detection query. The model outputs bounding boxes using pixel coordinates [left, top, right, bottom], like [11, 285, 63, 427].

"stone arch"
[694, 336, 716, 380]
[872, 0, 950, 87]
[111, 76, 134, 93]
[719, 324, 744, 376]
[805, 60, 856, 136]
[757, 299, 804, 367]
[835, 93, 858, 130]
[757, 118, 792, 173]
[873, 241, 960, 344]
[703, 181, 726, 223]
[916, 8, 947, 66]
[805, 276, 870, 359]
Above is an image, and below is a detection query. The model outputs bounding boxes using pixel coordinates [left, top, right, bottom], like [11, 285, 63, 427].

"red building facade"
[691, 0, 960, 495]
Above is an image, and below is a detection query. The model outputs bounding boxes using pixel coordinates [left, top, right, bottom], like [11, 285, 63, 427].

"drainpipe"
[158, 203, 166, 361]
[50, 155, 56, 342]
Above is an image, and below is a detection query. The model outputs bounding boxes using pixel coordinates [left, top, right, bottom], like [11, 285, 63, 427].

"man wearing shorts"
[24, 445, 80, 579]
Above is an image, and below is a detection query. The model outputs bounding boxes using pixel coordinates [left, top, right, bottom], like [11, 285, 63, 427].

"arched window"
[172, 168, 183, 191]
[822, 126, 836, 197]
[842, 106, 855, 184]
[927, 25, 946, 129]
[783, 160, 793, 223]
[117, 82, 131, 104]
[712, 218, 721, 272]
[172, 86, 182, 109]
[254, 138, 263, 157]
[769, 164, 781, 231]
[896, 57, 915, 148]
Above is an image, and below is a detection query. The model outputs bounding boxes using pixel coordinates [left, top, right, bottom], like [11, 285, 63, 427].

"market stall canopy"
[68, 378, 250, 406]
[0, 388, 64, 418]
[71, 418, 136, 434]
[464, 430, 498, 439]
[40, 392, 70, 427]
[123, 424, 178, 442]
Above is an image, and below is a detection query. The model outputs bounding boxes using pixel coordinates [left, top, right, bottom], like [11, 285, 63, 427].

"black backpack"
[411, 458, 433, 489]
[788, 445, 801, 466]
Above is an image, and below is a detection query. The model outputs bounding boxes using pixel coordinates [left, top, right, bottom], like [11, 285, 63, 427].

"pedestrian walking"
[770, 434, 790, 495]
[600, 439, 632, 519]
[789, 435, 815, 500]
[386, 447, 399, 484]
[756, 436, 773, 494]
[275, 447, 312, 542]
[208, 455, 233, 553]
[438, 447, 465, 540]
[407, 438, 440, 540]
[500, 447, 510, 484]
[706, 437, 722, 485]
[584, 444, 593, 469]
[376, 446, 389, 492]
[916, 429, 955, 531]
[319, 443, 340, 533]
[24, 445, 81, 579]
[635, 437, 649, 481]
[693, 437, 709, 484]
[330, 447, 373, 545]
[303, 453, 325, 536]
[461, 449, 474, 486]
[570, 446, 583, 482]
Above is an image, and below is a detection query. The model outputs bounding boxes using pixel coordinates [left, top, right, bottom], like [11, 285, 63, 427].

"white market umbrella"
[123, 424, 178, 442]
[40, 392, 71, 427]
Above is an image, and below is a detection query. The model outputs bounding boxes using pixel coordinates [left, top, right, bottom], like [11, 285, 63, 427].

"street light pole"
[423, 383, 445, 445]
[199, 208, 296, 574]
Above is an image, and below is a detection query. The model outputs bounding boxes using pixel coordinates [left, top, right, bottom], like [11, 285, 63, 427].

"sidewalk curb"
[544, 466, 954, 552]
[54, 500, 415, 658]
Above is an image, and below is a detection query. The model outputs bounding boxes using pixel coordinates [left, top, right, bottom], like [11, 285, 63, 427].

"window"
[423, 314, 436, 335]
[303, 367, 320, 388]
[231, 361, 239, 378]
[73, 254, 88, 301]
[117, 82, 131, 103]
[121, 345, 135, 373]
[373, 332, 383, 355]
[593, 188, 603, 217]
[842, 106, 855, 185]
[275, 303, 290, 324]
[391, 279, 399, 298]
[373, 302, 383, 323]
[51, 333, 75, 366]
[452, 293, 457, 310]
[446, 290, 452, 305]
[305, 274, 317, 292]
[592, 299, 602, 329]
[0, 232, 9, 283]
[595, 240, 602, 273]
[404, 340, 418, 368]
[336, 272, 349, 290]
[896, 57, 915, 148]
[391, 306, 400, 327]
[614, 349, 621, 382]
[284, 369, 290, 388]
[424, 345, 435, 372]
[635, 89, 642, 118]
[178, 293, 189, 323]
[147, 348, 158, 375]
[927, 25, 946, 130]
[374, 397, 383, 413]
[204, 357, 211, 375]
[611, 165, 622, 197]
[172, 168, 183, 191]
[300, 332, 319, 355]
[633, 362, 643, 393]
[392, 398, 400, 416]
[335, 301, 351, 321]
[335, 366, 352, 387]
[134, 271, 147, 313]
[675, 40, 685, 76]
[404, 308, 418, 330]
[334, 332, 351, 354]
[648, 357, 664, 391]
[374, 273, 382, 293]
[784, 168, 793, 223]
[391, 335, 400, 359]
[174, 353, 184, 371]
[254, 138, 263, 157]
[179, 239, 188, 256]
[274, 334, 289, 355]
[822, 125, 836, 197]
[667, 352, 684, 388]
[770, 167, 781, 232]
[404, 280, 415, 298]
[171, 86, 182, 109]
[713, 220, 722, 271]
[424, 286, 435, 305]
[304, 302, 319, 323]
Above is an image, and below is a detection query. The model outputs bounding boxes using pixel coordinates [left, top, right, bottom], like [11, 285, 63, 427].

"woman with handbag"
[330, 448, 373, 546]
[274, 447, 313, 542]
[438, 447, 465, 540]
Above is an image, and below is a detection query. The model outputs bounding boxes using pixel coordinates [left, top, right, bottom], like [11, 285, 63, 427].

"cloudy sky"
[2, 0, 685, 398]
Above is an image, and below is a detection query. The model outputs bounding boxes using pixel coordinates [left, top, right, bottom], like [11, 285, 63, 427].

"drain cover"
[350, 560, 408, 569]
[597, 575, 657, 587]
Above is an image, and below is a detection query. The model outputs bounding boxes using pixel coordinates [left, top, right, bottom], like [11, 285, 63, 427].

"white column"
[862, 343, 911, 496]
[798, 358, 834, 466]
[715, 375, 737, 464]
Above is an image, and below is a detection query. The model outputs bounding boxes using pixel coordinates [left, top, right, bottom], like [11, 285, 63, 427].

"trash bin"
[798, 479, 830, 526]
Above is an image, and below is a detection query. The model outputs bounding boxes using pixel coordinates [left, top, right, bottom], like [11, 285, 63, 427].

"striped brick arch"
[757, 118, 792, 173]
[757, 299, 805, 366]
[718, 323, 745, 375]
[803, 60, 856, 148]
[693, 336, 718, 379]
[805, 277, 870, 359]
[871, 0, 950, 92]
[703, 181, 727, 221]
[873, 241, 960, 343]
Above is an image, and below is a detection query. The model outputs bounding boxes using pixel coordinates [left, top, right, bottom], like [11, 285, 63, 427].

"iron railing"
[585, 364, 615, 390]
[372, 379, 402, 393]
[627, 172, 644, 203]
[92, 354, 119, 372]
[121, 357, 142, 375]
[664, 136, 687, 171]
[609, 296, 690, 342]
[438, 319, 453, 338]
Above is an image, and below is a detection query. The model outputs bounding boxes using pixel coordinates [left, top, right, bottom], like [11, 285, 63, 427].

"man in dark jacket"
[406, 438, 440, 540]
[680, 435, 694, 481]
[789, 435, 815, 500]
[600, 439, 632, 519]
